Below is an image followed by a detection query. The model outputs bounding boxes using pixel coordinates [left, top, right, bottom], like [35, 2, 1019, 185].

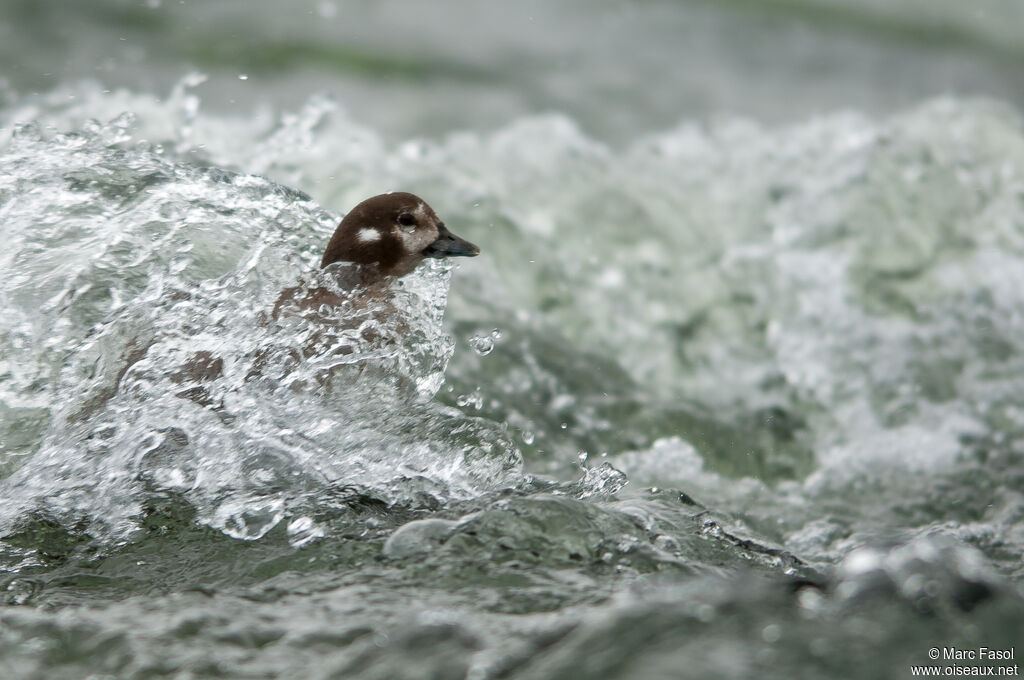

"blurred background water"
[1, 1, 1024, 678]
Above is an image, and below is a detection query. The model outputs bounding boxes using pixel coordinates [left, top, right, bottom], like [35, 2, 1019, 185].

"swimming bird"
[322, 192, 479, 279]
[73, 192, 478, 419]
[275, 192, 479, 315]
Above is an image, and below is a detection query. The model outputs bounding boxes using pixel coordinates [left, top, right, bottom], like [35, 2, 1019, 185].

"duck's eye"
[397, 213, 416, 227]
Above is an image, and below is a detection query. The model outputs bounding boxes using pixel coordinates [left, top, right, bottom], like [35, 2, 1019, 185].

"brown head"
[320, 192, 479, 280]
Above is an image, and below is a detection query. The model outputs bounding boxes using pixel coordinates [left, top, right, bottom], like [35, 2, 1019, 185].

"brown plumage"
[275, 192, 479, 313]
[320, 191, 479, 281]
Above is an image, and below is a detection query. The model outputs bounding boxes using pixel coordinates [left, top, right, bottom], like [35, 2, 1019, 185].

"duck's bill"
[423, 223, 480, 258]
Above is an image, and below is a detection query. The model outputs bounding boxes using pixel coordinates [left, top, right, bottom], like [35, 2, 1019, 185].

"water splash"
[0, 114, 523, 543]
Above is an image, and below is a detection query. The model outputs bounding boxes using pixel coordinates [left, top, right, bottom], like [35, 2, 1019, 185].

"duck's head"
[320, 192, 479, 279]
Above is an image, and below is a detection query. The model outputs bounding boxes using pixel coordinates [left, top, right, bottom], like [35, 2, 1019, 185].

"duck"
[264, 191, 480, 383]
[72, 193, 478, 420]
[274, 192, 479, 315]
[322, 192, 479, 278]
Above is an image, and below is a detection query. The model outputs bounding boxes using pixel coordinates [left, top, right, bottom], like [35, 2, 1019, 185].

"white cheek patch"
[397, 226, 435, 253]
[399, 202, 438, 252]
[356, 227, 382, 244]
[397, 229, 418, 250]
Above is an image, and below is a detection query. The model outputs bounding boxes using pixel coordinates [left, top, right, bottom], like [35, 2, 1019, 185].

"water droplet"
[456, 390, 483, 410]
[577, 451, 589, 466]
[238, 74, 249, 81]
[521, 430, 535, 445]
[467, 328, 502, 356]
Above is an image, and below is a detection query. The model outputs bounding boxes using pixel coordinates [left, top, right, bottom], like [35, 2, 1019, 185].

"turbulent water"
[3, 2, 1024, 677]
[0, 79, 1021, 679]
